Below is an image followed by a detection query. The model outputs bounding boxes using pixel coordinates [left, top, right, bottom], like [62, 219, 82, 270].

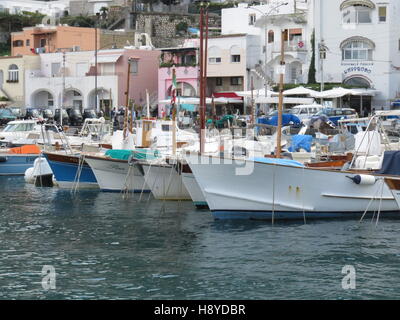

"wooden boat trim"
[384, 178, 400, 191]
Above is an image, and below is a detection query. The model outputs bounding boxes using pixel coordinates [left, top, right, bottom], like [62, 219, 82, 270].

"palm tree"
[98, 7, 108, 20]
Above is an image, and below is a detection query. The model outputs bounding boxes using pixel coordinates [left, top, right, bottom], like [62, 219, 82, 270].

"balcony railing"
[271, 41, 307, 53]
[159, 62, 198, 68]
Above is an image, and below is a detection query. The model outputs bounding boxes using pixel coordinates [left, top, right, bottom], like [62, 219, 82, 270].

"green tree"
[308, 29, 316, 84]
[60, 15, 96, 28]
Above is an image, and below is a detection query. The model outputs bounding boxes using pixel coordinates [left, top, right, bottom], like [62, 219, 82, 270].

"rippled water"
[1, 176, 400, 299]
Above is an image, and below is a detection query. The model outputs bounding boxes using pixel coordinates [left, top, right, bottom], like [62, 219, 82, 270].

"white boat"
[181, 171, 207, 208]
[186, 153, 400, 220]
[140, 159, 191, 200]
[84, 154, 150, 193]
[0, 119, 42, 146]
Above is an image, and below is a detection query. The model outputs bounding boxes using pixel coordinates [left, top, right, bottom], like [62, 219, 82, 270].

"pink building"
[158, 40, 199, 117]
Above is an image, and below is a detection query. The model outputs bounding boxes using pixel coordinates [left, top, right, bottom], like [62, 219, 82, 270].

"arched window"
[341, 1, 374, 24]
[230, 45, 241, 63]
[208, 46, 221, 64]
[341, 38, 374, 61]
[8, 64, 19, 83]
[268, 30, 274, 43]
[167, 82, 196, 97]
[344, 76, 371, 88]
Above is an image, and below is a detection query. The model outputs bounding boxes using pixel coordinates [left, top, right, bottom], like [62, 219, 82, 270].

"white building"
[220, 1, 400, 112]
[0, 0, 70, 17]
[25, 50, 118, 111]
[315, 0, 400, 113]
[221, 1, 312, 90]
[206, 33, 261, 113]
[24, 47, 160, 113]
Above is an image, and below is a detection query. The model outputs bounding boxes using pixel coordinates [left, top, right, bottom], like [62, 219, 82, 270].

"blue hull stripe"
[0, 155, 38, 175]
[101, 189, 151, 193]
[212, 210, 400, 220]
[46, 160, 97, 184]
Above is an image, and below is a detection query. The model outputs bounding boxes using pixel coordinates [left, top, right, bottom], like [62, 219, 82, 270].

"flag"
[171, 68, 177, 105]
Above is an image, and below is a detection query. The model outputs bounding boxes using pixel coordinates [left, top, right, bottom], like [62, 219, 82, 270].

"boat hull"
[43, 152, 98, 189]
[0, 154, 38, 175]
[181, 172, 208, 208]
[85, 156, 150, 192]
[141, 162, 191, 200]
[186, 154, 400, 220]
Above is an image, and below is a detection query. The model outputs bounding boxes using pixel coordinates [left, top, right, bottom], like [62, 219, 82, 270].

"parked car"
[66, 108, 83, 126]
[42, 109, 54, 121]
[24, 108, 43, 120]
[289, 104, 324, 121]
[83, 109, 97, 121]
[311, 108, 358, 126]
[0, 108, 17, 125]
[54, 109, 70, 125]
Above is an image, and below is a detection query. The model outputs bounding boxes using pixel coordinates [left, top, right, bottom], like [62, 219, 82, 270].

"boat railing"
[41, 123, 73, 154]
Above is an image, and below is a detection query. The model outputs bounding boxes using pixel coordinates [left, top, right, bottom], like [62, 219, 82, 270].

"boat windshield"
[3, 123, 36, 132]
[290, 108, 301, 115]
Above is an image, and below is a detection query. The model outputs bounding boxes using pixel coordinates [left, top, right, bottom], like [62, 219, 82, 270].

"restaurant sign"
[342, 62, 373, 75]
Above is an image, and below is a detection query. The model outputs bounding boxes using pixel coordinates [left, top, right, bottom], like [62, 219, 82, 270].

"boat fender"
[0, 156, 7, 162]
[347, 174, 376, 185]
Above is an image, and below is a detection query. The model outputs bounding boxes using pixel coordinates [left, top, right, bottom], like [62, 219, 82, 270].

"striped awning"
[340, 0, 375, 10]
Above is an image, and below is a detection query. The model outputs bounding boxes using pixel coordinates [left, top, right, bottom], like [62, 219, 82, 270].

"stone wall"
[100, 30, 136, 49]
[133, 12, 220, 48]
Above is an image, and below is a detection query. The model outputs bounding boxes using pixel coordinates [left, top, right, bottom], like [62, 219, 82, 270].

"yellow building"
[0, 55, 40, 107]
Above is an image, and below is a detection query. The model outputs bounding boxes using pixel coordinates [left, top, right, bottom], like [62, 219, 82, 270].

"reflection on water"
[1, 177, 400, 299]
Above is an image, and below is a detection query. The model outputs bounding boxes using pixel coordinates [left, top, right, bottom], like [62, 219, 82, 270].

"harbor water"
[1, 176, 400, 299]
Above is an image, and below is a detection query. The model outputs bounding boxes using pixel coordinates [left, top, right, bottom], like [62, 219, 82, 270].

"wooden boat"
[43, 151, 98, 189]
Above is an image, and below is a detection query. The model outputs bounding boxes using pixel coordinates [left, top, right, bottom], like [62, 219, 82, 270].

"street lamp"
[318, 39, 328, 92]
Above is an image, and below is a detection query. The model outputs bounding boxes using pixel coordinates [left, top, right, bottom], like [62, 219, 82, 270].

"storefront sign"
[343, 66, 372, 75]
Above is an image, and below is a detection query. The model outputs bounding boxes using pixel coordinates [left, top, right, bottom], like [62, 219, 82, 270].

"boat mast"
[199, 4, 204, 154]
[276, 30, 285, 159]
[172, 68, 177, 156]
[146, 89, 150, 118]
[199, 1, 209, 154]
[123, 58, 132, 138]
[250, 76, 255, 126]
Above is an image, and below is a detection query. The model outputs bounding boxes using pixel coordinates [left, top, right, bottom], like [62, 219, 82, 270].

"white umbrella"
[311, 87, 378, 99]
[311, 87, 353, 99]
[349, 88, 377, 96]
[283, 86, 319, 96]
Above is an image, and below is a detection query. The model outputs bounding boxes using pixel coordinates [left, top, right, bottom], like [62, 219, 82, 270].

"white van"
[289, 104, 324, 121]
